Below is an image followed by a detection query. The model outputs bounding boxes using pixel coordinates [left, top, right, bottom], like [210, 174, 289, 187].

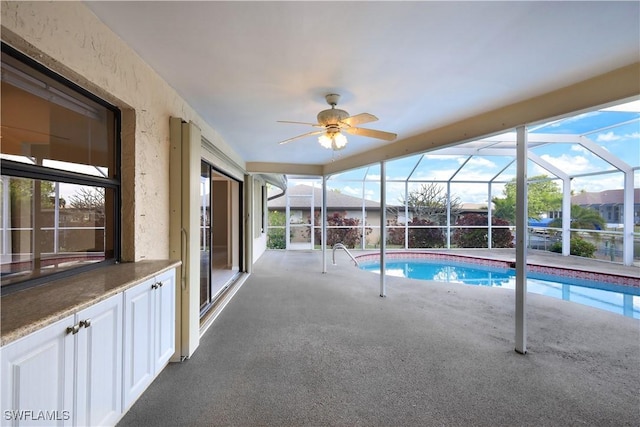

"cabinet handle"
[79, 319, 91, 328]
[157, 281, 163, 288]
[66, 324, 80, 335]
[151, 283, 159, 290]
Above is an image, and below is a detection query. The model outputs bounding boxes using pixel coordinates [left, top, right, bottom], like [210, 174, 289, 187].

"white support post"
[446, 181, 452, 249]
[515, 126, 528, 355]
[310, 181, 315, 249]
[380, 161, 387, 297]
[579, 136, 633, 265]
[285, 190, 290, 251]
[622, 171, 634, 265]
[487, 182, 492, 249]
[361, 181, 366, 250]
[561, 177, 571, 256]
[322, 176, 327, 273]
[404, 180, 409, 250]
[244, 175, 254, 275]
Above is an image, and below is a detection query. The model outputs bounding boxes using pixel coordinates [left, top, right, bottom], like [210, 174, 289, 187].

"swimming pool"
[358, 255, 640, 319]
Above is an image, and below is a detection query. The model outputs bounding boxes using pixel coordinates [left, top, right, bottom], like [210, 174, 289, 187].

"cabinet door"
[1, 315, 75, 427]
[75, 293, 123, 427]
[122, 279, 155, 409]
[154, 270, 176, 373]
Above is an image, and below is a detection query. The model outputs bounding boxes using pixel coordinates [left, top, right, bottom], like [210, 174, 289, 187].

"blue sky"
[314, 100, 640, 205]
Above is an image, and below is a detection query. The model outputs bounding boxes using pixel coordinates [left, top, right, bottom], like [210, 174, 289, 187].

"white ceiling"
[85, 1, 640, 167]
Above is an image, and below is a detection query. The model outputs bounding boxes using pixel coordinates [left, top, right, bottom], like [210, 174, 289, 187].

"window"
[1, 44, 120, 290]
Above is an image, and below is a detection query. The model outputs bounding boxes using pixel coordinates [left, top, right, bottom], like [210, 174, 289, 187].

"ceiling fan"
[278, 94, 397, 150]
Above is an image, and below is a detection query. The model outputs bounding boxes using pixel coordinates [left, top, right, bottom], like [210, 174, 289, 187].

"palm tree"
[549, 204, 606, 257]
[549, 204, 605, 232]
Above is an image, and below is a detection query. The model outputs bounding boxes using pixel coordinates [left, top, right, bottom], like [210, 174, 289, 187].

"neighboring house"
[571, 189, 640, 226]
[268, 185, 491, 247]
[268, 184, 383, 246]
[268, 184, 380, 219]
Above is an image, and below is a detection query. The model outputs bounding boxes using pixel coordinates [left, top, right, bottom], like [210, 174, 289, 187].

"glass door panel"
[200, 162, 241, 316]
[200, 163, 211, 310]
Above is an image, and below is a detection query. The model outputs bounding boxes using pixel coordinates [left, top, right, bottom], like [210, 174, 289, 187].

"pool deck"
[353, 248, 639, 280]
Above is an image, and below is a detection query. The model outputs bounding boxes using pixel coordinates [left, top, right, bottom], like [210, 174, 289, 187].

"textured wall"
[1, 1, 245, 261]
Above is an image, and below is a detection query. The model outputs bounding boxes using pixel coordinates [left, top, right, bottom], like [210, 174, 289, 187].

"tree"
[548, 204, 606, 255]
[492, 197, 515, 224]
[267, 210, 286, 249]
[68, 187, 105, 209]
[549, 204, 605, 232]
[314, 211, 370, 248]
[406, 217, 445, 248]
[452, 213, 513, 248]
[492, 175, 562, 224]
[396, 183, 461, 225]
[9, 178, 56, 209]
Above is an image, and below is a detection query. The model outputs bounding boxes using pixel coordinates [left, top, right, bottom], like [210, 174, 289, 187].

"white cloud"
[572, 174, 625, 193]
[570, 144, 589, 153]
[466, 157, 496, 168]
[411, 167, 461, 181]
[341, 185, 361, 196]
[539, 154, 594, 175]
[624, 131, 640, 139]
[596, 131, 621, 142]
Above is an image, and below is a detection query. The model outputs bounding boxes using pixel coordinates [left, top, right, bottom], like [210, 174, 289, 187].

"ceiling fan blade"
[278, 130, 325, 145]
[340, 113, 378, 127]
[277, 120, 322, 127]
[345, 127, 397, 141]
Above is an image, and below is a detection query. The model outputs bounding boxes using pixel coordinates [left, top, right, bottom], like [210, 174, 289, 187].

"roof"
[268, 185, 379, 210]
[572, 189, 640, 206]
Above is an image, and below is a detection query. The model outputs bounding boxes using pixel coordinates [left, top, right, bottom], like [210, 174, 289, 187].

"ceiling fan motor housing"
[317, 108, 349, 126]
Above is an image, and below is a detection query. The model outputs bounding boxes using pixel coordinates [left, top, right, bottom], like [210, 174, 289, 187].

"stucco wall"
[1, 1, 246, 261]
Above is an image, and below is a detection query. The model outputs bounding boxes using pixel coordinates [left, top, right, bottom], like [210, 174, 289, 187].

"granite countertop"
[1, 260, 181, 346]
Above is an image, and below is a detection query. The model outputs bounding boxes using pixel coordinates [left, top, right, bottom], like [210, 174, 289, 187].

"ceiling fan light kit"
[318, 131, 348, 150]
[278, 93, 397, 150]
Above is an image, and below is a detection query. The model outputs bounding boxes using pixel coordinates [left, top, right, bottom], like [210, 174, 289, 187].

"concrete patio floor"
[118, 249, 639, 426]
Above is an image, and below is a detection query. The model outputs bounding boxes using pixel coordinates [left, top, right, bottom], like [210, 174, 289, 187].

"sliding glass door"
[200, 161, 241, 316]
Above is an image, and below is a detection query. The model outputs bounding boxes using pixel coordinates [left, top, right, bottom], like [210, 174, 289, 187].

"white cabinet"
[123, 269, 175, 409]
[1, 267, 175, 426]
[75, 294, 123, 427]
[1, 293, 123, 427]
[122, 278, 154, 410]
[153, 270, 176, 372]
[1, 315, 74, 427]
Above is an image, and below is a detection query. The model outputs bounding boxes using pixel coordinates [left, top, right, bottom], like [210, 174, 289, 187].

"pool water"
[359, 259, 640, 319]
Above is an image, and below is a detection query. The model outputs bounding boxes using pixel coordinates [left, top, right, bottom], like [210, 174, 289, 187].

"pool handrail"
[332, 243, 359, 267]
